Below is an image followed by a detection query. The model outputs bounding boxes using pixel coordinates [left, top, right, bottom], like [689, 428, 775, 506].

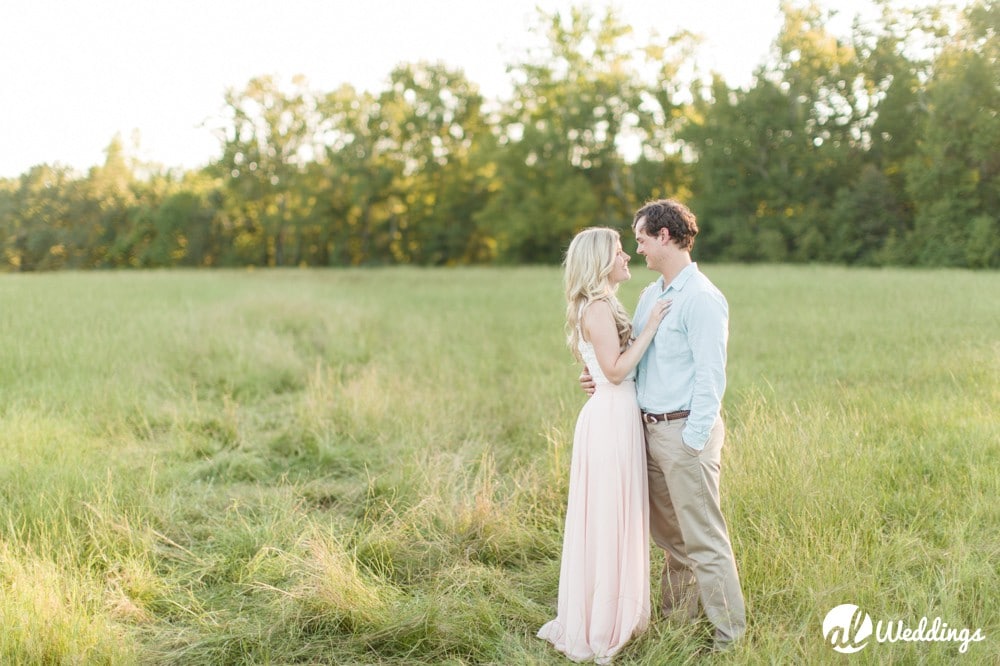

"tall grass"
[0, 266, 996, 664]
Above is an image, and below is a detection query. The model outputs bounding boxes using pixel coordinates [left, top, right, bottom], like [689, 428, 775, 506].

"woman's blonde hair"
[563, 227, 633, 361]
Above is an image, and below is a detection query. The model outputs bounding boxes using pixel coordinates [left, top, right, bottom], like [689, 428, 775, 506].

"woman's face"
[609, 239, 631, 285]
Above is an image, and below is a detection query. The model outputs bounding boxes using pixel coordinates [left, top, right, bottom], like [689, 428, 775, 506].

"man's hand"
[579, 365, 596, 396]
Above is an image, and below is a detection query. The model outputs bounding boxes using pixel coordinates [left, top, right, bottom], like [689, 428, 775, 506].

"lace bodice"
[576, 300, 635, 385]
[579, 337, 635, 385]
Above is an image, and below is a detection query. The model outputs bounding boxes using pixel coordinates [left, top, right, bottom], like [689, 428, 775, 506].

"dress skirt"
[538, 379, 650, 663]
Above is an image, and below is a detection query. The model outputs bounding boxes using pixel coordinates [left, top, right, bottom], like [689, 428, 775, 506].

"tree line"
[2, 1, 997, 271]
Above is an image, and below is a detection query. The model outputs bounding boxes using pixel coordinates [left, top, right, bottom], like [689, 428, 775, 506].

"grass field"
[0, 265, 997, 664]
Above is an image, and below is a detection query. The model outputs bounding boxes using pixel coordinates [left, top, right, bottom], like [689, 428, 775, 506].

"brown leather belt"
[642, 410, 690, 424]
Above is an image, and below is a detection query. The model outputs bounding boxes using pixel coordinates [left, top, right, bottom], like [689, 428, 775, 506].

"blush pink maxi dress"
[538, 333, 651, 664]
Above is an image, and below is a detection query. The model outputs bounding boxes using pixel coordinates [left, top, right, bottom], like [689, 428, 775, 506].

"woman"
[538, 227, 669, 663]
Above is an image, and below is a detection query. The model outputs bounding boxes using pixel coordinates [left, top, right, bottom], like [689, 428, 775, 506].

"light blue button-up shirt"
[632, 263, 728, 450]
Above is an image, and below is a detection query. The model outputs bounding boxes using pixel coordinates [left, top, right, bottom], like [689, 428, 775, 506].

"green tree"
[906, 0, 999, 267]
[93, 136, 143, 266]
[130, 171, 224, 267]
[214, 75, 321, 266]
[0, 165, 75, 271]
[683, 1, 911, 262]
[829, 0, 952, 265]
[315, 84, 404, 265]
[315, 64, 494, 265]
[476, 6, 656, 262]
[830, 164, 911, 264]
[374, 63, 492, 264]
[683, 76, 802, 261]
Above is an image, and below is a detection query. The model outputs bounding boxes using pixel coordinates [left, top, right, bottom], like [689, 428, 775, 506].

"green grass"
[0, 265, 997, 664]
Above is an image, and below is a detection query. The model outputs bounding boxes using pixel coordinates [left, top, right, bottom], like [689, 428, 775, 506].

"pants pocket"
[681, 442, 701, 457]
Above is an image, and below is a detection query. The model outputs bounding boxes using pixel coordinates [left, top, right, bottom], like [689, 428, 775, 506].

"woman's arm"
[583, 299, 669, 385]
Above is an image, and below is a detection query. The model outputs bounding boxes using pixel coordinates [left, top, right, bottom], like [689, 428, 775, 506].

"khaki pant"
[644, 416, 746, 646]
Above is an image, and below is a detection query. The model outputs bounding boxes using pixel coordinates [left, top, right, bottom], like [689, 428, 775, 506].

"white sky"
[0, 0, 906, 178]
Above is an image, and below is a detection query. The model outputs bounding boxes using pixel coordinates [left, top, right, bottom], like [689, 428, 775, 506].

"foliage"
[1, 1, 997, 270]
[904, 0, 1000, 266]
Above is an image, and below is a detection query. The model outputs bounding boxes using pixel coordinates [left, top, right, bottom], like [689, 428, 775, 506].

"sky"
[0, 0, 898, 179]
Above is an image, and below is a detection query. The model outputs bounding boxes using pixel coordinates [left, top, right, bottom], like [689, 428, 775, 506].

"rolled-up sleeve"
[682, 291, 728, 449]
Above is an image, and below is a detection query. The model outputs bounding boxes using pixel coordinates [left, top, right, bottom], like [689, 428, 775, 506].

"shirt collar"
[657, 262, 699, 294]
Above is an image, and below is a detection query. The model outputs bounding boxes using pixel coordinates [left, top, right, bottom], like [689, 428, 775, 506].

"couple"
[538, 199, 746, 663]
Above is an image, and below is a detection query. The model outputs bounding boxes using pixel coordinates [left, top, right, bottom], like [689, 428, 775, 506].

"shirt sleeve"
[681, 290, 728, 449]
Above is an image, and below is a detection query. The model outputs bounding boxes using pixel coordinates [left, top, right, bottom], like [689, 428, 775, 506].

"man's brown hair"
[633, 199, 698, 251]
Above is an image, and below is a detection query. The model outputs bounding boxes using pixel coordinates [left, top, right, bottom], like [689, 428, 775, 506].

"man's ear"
[658, 227, 671, 244]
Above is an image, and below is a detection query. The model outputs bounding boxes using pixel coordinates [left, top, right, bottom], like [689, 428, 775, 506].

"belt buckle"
[642, 412, 657, 425]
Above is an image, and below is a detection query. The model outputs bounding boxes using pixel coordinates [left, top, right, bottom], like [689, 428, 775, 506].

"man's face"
[634, 217, 659, 268]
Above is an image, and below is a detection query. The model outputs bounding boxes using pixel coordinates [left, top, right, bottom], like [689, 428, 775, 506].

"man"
[581, 199, 746, 651]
